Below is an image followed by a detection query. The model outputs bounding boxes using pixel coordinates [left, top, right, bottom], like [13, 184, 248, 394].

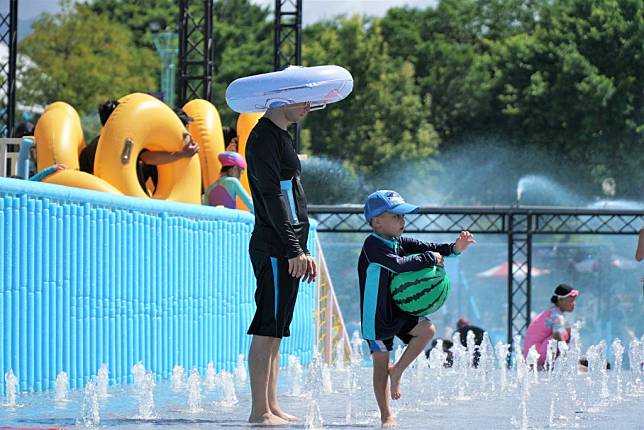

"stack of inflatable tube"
[183, 99, 226, 190]
[225, 65, 353, 113]
[94, 93, 202, 203]
[33, 93, 212, 204]
[34, 102, 85, 171]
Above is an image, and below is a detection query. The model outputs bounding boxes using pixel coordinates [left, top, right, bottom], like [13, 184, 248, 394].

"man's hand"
[288, 254, 317, 281]
[454, 231, 476, 253]
[180, 133, 200, 157]
[430, 251, 444, 266]
[288, 253, 307, 278]
[304, 256, 317, 283]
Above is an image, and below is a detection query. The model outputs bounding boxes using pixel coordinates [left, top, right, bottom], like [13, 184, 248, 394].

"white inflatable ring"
[225, 65, 353, 113]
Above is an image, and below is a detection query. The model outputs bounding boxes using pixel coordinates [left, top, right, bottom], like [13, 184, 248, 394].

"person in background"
[203, 151, 253, 212]
[454, 317, 486, 367]
[523, 283, 578, 368]
[14, 121, 37, 176]
[79, 100, 119, 174]
[223, 126, 238, 152]
[136, 108, 199, 195]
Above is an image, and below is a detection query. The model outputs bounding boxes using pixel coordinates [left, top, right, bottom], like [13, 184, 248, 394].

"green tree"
[19, 2, 158, 114]
[88, 0, 177, 50]
[211, 0, 273, 125]
[89, 0, 272, 124]
[303, 16, 440, 174]
[490, 0, 644, 194]
[381, 0, 544, 137]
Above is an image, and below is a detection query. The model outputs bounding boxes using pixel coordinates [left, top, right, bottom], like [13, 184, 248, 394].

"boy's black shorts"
[247, 249, 300, 338]
[366, 316, 432, 353]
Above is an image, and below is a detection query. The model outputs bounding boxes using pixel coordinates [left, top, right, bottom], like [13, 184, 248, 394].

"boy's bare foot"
[388, 365, 402, 400]
[248, 412, 289, 425]
[382, 415, 398, 427]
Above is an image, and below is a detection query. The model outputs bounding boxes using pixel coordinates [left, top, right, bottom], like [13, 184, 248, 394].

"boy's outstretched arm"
[399, 236, 455, 256]
[365, 240, 439, 273]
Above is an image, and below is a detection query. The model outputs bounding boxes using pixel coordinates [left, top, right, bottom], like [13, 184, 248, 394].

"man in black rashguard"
[245, 102, 316, 425]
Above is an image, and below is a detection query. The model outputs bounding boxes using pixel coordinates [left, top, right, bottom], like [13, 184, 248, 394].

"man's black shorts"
[247, 249, 300, 338]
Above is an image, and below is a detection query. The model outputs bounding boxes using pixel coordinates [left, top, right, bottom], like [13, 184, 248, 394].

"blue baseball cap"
[364, 190, 419, 223]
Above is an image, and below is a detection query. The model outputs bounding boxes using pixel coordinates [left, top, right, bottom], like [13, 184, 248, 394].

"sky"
[7, 0, 439, 25]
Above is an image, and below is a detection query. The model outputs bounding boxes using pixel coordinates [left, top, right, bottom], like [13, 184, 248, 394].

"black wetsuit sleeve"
[364, 239, 439, 273]
[400, 236, 456, 256]
[250, 132, 304, 259]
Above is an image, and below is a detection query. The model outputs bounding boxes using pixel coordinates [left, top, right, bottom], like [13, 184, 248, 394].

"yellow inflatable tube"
[34, 102, 85, 172]
[236, 112, 262, 211]
[94, 93, 202, 204]
[182, 99, 225, 190]
[43, 170, 123, 194]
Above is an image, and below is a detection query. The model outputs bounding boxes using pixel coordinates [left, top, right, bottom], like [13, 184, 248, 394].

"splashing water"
[350, 330, 364, 364]
[495, 342, 510, 391]
[55, 371, 69, 403]
[216, 370, 238, 407]
[186, 368, 202, 413]
[4, 369, 19, 407]
[205, 361, 217, 390]
[97, 363, 109, 399]
[612, 339, 625, 399]
[526, 345, 540, 384]
[321, 363, 334, 394]
[335, 337, 346, 370]
[516, 174, 586, 206]
[137, 371, 156, 419]
[235, 353, 247, 384]
[79, 378, 100, 427]
[287, 355, 304, 397]
[131, 362, 146, 390]
[171, 365, 185, 390]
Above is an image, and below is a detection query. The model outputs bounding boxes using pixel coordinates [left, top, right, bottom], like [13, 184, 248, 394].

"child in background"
[203, 151, 253, 212]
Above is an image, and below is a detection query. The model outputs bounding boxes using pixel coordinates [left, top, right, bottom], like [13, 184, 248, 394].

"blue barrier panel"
[0, 178, 317, 394]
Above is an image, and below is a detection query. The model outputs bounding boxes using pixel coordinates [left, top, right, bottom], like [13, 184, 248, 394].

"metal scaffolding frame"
[273, 0, 302, 151]
[177, 0, 214, 106]
[273, 0, 302, 70]
[308, 205, 644, 349]
[0, 0, 18, 137]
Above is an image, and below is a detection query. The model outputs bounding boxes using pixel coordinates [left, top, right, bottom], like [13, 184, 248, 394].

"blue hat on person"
[364, 190, 419, 223]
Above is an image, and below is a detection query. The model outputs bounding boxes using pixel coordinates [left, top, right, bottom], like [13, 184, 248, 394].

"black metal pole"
[203, 0, 214, 102]
[177, 0, 189, 106]
[507, 213, 514, 356]
[273, 0, 282, 72]
[7, 0, 18, 137]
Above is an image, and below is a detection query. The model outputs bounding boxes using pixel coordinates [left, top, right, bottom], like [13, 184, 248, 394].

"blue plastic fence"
[0, 178, 317, 394]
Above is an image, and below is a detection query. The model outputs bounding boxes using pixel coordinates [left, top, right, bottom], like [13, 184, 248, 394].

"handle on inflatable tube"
[94, 93, 201, 204]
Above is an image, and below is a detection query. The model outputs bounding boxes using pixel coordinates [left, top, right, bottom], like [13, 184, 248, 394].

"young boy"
[358, 190, 475, 427]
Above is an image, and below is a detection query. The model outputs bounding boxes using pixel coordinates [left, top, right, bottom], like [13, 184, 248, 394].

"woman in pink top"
[523, 284, 579, 367]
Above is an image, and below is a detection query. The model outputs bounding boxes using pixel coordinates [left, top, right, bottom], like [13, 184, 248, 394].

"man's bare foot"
[271, 408, 300, 422]
[388, 365, 402, 400]
[248, 412, 289, 425]
[381, 415, 398, 427]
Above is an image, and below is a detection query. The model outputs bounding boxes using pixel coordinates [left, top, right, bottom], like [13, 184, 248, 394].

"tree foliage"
[19, 1, 158, 114]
